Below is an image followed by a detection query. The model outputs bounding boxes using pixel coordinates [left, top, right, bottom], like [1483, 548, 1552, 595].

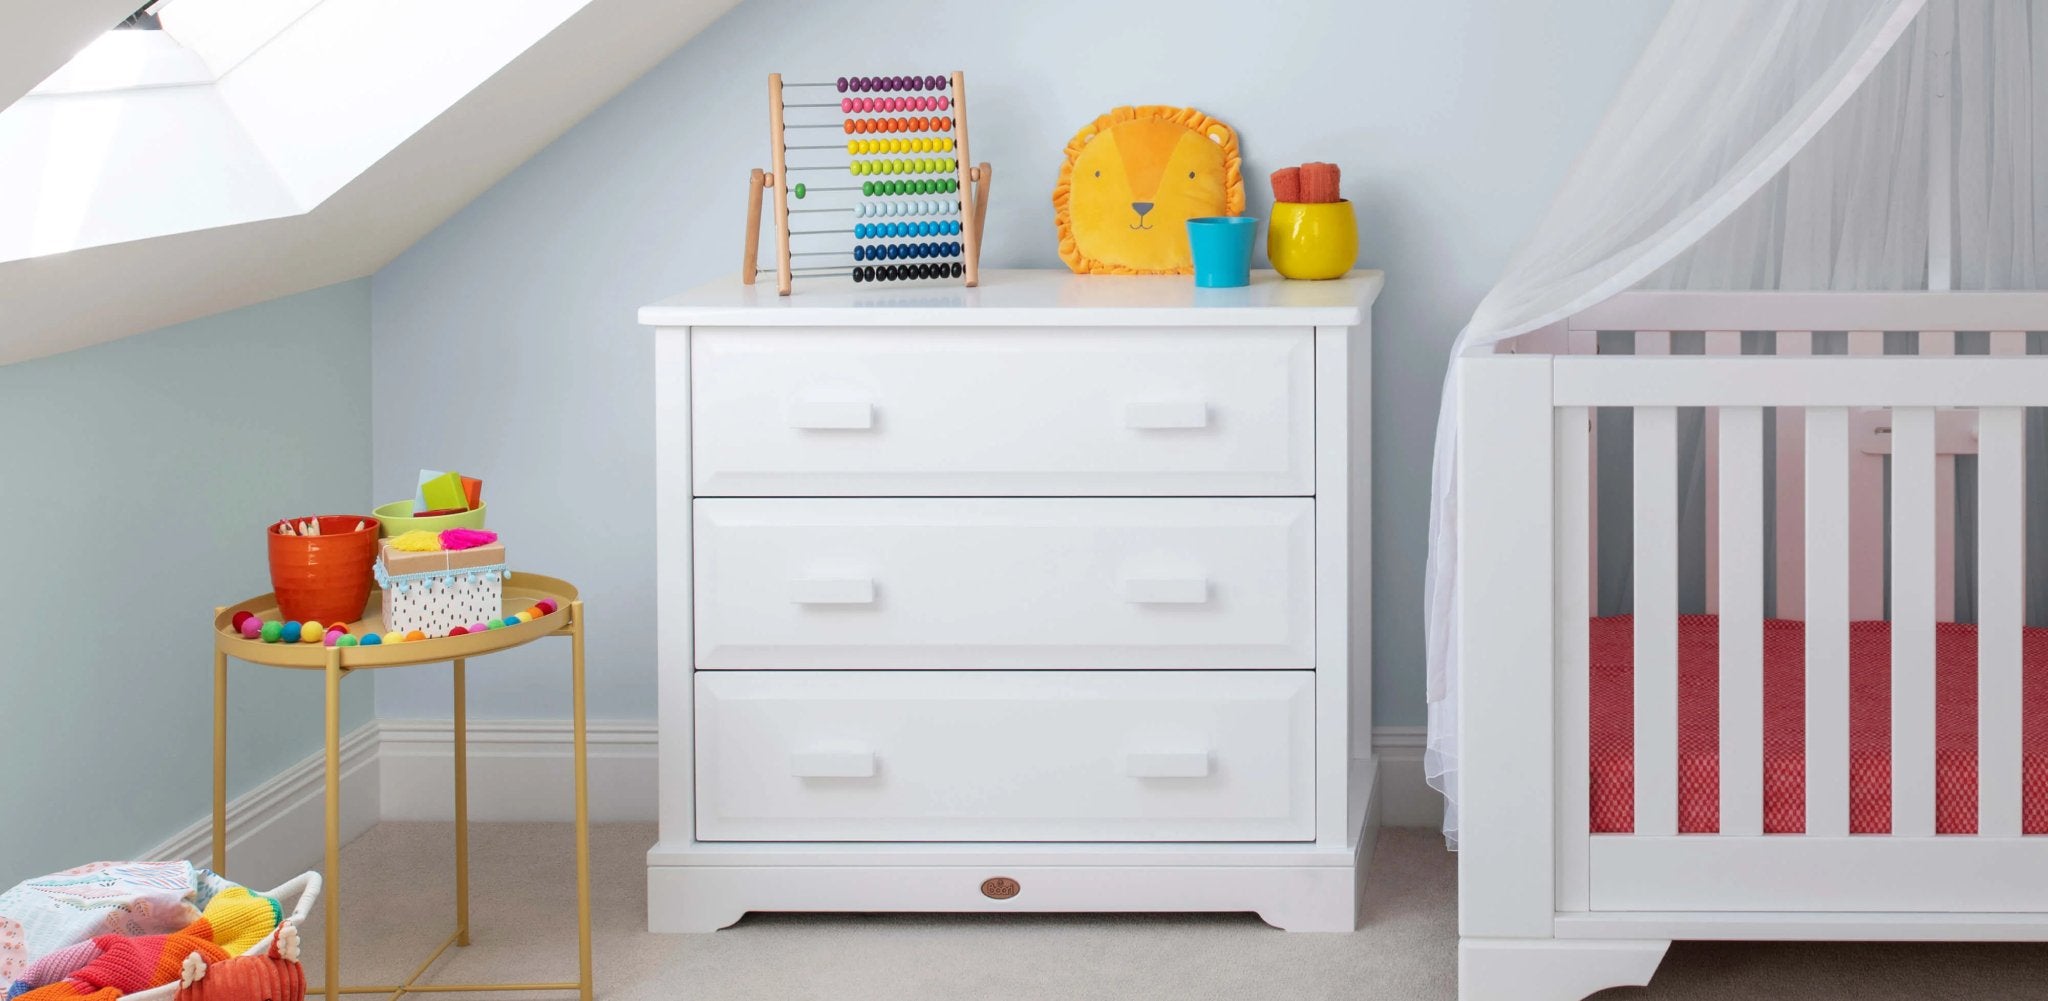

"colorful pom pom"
[261, 621, 284, 643]
[383, 632, 405, 645]
[486, 619, 504, 630]
[514, 611, 534, 623]
[360, 633, 382, 646]
[448, 626, 468, 636]
[536, 599, 558, 615]
[439, 528, 499, 551]
[405, 631, 426, 642]
[323, 630, 342, 647]
[239, 617, 263, 639]
[231, 610, 255, 631]
[470, 622, 488, 633]
[281, 621, 303, 644]
[337, 634, 359, 647]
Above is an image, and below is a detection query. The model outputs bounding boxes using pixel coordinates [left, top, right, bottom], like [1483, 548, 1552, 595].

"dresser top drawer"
[689, 326, 1314, 497]
[641, 269, 1382, 329]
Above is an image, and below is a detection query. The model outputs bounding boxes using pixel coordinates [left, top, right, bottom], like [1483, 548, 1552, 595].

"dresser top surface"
[640, 269, 1382, 328]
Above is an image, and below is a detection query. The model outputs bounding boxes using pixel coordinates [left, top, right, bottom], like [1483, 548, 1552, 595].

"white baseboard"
[145, 721, 382, 890]
[377, 719, 659, 822]
[373, 719, 1444, 829]
[1370, 725, 1442, 828]
[140, 719, 1440, 877]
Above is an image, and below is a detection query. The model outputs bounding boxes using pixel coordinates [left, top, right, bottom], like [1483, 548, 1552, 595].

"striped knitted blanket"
[6, 887, 279, 1001]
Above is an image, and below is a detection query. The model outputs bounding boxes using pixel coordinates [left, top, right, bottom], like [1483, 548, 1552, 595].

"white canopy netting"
[1426, 0, 2048, 845]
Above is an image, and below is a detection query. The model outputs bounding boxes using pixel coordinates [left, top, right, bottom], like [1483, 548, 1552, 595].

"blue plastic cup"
[1186, 216, 1258, 288]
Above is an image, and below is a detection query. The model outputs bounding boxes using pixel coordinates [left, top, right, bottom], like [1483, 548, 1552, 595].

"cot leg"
[1459, 938, 1668, 1001]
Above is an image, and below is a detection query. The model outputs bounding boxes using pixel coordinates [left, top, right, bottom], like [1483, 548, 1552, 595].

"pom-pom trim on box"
[375, 542, 508, 639]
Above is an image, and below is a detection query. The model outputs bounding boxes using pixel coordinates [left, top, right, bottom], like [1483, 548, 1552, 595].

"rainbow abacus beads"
[846, 137, 955, 155]
[843, 116, 954, 135]
[849, 157, 958, 176]
[853, 241, 963, 261]
[853, 200, 959, 218]
[851, 262, 965, 283]
[836, 75, 948, 93]
[853, 221, 963, 238]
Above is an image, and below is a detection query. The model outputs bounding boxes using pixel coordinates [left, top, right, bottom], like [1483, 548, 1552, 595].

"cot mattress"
[1590, 614, 2048, 834]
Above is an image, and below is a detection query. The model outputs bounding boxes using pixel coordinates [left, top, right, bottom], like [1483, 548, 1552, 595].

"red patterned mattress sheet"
[1589, 615, 2048, 834]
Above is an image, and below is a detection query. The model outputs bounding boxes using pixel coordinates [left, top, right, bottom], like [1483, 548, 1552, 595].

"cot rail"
[1521, 292, 2048, 917]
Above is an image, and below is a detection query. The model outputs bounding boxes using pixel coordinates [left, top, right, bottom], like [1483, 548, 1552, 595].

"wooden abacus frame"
[743, 70, 992, 295]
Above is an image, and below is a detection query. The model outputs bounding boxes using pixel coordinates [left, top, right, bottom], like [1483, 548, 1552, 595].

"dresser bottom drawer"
[694, 670, 1314, 842]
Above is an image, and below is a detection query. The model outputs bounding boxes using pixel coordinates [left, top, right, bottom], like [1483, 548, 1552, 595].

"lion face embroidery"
[1054, 106, 1244, 274]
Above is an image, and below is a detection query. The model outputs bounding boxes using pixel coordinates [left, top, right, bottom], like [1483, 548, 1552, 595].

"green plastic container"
[372, 499, 487, 538]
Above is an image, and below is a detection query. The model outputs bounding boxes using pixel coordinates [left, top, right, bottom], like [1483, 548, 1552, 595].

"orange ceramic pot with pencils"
[268, 516, 380, 624]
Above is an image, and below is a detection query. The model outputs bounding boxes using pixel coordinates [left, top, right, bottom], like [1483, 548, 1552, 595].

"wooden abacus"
[743, 71, 992, 295]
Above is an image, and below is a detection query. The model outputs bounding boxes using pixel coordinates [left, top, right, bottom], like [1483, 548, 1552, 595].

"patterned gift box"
[375, 542, 507, 638]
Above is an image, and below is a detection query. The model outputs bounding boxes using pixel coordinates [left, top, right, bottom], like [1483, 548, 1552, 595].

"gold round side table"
[212, 574, 593, 1001]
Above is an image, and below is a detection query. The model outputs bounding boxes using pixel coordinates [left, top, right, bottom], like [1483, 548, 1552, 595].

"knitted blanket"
[6, 888, 278, 1001]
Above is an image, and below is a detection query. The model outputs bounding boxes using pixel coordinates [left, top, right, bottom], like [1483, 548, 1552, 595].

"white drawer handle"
[1124, 751, 1211, 778]
[1122, 577, 1208, 604]
[790, 577, 876, 604]
[789, 401, 874, 430]
[790, 750, 876, 778]
[1124, 401, 1209, 430]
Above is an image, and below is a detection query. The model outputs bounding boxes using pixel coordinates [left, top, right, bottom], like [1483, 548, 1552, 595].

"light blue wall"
[370, 0, 1671, 725]
[0, 280, 374, 885]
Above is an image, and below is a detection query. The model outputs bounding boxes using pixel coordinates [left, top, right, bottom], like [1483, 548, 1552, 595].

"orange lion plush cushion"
[1053, 106, 1244, 274]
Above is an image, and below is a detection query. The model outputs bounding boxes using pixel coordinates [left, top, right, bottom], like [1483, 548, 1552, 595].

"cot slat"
[1805, 407, 1851, 837]
[1717, 406, 1765, 836]
[1703, 331, 1741, 616]
[1571, 331, 1599, 608]
[1556, 407, 1592, 908]
[1775, 333, 1813, 619]
[1890, 407, 1938, 838]
[1846, 332, 1885, 621]
[1920, 333, 1957, 623]
[1978, 406, 2025, 838]
[1634, 406, 1680, 837]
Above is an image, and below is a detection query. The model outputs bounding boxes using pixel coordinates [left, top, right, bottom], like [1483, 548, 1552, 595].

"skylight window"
[115, 3, 172, 31]
[32, 2, 208, 96]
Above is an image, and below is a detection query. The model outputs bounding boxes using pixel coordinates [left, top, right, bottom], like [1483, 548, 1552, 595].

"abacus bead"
[840, 98, 853, 113]
[929, 75, 943, 89]
[793, 182, 806, 199]
[836, 77, 848, 92]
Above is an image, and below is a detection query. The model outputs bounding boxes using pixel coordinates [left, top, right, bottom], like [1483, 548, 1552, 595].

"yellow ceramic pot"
[1267, 200, 1357, 280]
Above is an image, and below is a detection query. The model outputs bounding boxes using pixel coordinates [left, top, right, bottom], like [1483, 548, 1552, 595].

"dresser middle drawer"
[693, 497, 1315, 670]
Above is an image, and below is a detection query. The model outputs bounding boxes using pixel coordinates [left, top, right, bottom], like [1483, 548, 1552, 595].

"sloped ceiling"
[0, 0, 739, 365]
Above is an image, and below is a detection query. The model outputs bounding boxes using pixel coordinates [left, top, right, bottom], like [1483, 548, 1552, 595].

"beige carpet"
[299, 823, 2048, 1000]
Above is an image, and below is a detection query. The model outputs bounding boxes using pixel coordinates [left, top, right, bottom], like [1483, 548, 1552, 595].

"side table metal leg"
[570, 602, 593, 1001]
[454, 657, 470, 947]
[213, 642, 229, 875]
[324, 648, 343, 1001]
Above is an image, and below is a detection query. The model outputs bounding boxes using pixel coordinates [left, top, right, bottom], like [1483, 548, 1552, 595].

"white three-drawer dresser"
[641, 269, 1382, 932]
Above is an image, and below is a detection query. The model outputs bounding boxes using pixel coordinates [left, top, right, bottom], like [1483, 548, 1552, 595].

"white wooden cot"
[1456, 289, 2048, 1001]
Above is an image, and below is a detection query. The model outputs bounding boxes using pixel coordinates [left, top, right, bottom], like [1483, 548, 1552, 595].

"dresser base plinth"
[648, 763, 1376, 934]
